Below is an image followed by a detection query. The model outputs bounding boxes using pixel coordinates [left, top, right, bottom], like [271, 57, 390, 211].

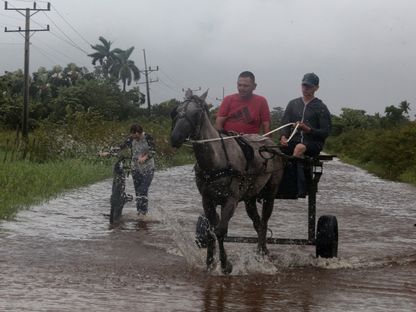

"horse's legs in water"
[202, 197, 218, 270]
[258, 177, 279, 255]
[245, 198, 262, 233]
[245, 197, 271, 255]
[215, 199, 237, 274]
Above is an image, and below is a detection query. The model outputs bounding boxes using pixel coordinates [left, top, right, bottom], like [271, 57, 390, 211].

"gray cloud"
[1, 0, 415, 116]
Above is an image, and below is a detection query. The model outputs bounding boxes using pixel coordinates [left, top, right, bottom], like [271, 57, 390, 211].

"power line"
[0, 12, 25, 21]
[48, 29, 88, 55]
[50, 4, 91, 47]
[41, 11, 88, 54]
[160, 69, 186, 89]
[0, 41, 23, 45]
[158, 78, 180, 92]
[34, 37, 74, 61]
[31, 42, 64, 65]
[30, 16, 47, 28]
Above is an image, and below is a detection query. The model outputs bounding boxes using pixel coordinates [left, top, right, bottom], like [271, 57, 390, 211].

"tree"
[110, 47, 141, 91]
[47, 65, 68, 97]
[270, 106, 285, 129]
[88, 36, 117, 79]
[0, 70, 24, 129]
[48, 79, 124, 122]
[399, 100, 410, 118]
[151, 98, 180, 117]
[30, 67, 50, 102]
[384, 101, 410, 127]
[339, 108, 368, 130]
[63, 63, 88, 86]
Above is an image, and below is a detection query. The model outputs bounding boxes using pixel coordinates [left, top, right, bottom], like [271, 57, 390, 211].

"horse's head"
[170, 89, 209, 148]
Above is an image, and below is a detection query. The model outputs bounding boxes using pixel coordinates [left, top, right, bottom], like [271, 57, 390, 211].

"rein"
[188, 122, 297, 144]
[173, 97, 292, 183]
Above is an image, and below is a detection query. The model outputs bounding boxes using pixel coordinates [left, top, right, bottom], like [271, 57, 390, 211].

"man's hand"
[138, 154, 148, 164]
[296, 122, 312, 133]
[215, 116, 227, 131]
[280, 135, 288, 147]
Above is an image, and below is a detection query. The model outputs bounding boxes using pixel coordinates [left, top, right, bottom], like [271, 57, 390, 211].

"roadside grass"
[0, 144, 194, 220]
[326, 150, 416, 187]
[0, 157, 112, 219]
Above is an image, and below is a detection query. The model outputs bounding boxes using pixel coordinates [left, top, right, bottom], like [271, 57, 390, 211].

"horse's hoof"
[257, 247, 269, 257]
[195, 215, 210, 248]
[221, 261, 233, 275]
[206, 262, 216, 272]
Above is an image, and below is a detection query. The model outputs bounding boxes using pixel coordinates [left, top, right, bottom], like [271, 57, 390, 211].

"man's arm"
[261, 121, 271, 136]
[215, 116, 227, 131]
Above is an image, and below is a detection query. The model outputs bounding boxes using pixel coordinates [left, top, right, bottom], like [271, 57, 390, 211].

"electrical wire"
[31, 42, 65, 66]
[50, 4, 91, 47]
[0, 12, 25, 22]
[160, 69, 186, 89]
[41, 11, 89, 54]
[0, 42, 24, 45]
[48, 30, 88, 55]
[34, 37, 72, 59]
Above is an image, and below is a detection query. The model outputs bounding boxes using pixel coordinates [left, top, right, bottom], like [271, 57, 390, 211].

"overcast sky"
[1, 0, 415, 116]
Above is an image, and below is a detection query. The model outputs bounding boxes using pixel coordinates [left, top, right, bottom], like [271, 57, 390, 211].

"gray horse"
[170, 90, 283, 274]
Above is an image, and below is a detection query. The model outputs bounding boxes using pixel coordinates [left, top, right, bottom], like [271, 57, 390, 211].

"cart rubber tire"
[316, 215, 338, 258]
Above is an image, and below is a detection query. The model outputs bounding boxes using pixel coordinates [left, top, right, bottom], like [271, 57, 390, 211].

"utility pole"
[4, 1, 50, 141]
[139, 49, 158, 115]
[216, 87, 225, 102]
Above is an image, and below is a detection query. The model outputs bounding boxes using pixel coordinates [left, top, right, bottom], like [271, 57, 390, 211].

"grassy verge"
[0, 116, 197, 219]
[325, 149, 416, 187]
[0, 149, 194, 219]
[0, 157, 112, 219]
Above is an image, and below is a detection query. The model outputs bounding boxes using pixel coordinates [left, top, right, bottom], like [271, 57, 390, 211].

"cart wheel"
[316, 215, 338, 258]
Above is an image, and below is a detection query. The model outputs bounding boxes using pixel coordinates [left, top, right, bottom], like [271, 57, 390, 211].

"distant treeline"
[324, 105, 416, 184]
[0, 36, 179, 131]
[1, 36, 415, 186]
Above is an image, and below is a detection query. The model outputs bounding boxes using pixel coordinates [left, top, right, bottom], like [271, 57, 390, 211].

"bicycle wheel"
[110, 160, 127, 224]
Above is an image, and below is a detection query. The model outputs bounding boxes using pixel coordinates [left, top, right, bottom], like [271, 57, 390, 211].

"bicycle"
[107, 147, 133, 225]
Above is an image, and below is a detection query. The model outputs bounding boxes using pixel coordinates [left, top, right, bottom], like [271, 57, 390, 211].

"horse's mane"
[185, 94, 210, 115]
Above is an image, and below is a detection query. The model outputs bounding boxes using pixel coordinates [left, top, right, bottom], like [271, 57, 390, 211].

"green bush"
[0, 158, 111, 219]
[327, 122, 416, 182]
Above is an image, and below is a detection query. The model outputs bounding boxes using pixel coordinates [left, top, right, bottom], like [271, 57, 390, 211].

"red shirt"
[217, 93, 271, 134]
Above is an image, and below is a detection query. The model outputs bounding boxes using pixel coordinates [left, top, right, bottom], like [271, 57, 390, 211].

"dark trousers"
[132, 169, 154, 213]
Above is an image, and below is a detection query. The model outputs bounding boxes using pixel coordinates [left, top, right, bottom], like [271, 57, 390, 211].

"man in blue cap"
[279, 73, 331, 158]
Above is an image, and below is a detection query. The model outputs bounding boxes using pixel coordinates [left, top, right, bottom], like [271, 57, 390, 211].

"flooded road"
[1, 159, 415, 311]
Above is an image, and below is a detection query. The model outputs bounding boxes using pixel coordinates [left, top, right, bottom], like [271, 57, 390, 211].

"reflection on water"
[0, 159, 415, 311]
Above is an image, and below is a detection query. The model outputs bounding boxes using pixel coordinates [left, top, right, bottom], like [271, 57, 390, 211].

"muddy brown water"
[1, 159, 415, 311]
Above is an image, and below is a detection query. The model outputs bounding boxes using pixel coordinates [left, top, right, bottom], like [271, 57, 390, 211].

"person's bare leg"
[293, 143, 306, 158]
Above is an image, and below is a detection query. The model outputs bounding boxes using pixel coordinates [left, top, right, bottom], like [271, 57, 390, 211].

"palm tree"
[31, 67, 50, 101]
[110, 47, 141, 91]
[399, 100, 410, 118]
[48, 65, 66, 97]
[88, 36, 117, 78]
[63, 63, 87, 86]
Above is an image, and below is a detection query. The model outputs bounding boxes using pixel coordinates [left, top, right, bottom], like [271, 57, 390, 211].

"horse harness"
[171, 96, 206, 140]
[173, 96, 271, 184]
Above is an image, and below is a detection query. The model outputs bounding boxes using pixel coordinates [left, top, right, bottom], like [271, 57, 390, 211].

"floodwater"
[0, 159, 415, 311]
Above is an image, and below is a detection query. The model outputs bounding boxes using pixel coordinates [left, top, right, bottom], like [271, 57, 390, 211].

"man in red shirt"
[215, 71, 271, 135]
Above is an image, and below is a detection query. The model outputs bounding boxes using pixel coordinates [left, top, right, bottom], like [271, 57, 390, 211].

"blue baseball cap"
[302, 73, 319, 86]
